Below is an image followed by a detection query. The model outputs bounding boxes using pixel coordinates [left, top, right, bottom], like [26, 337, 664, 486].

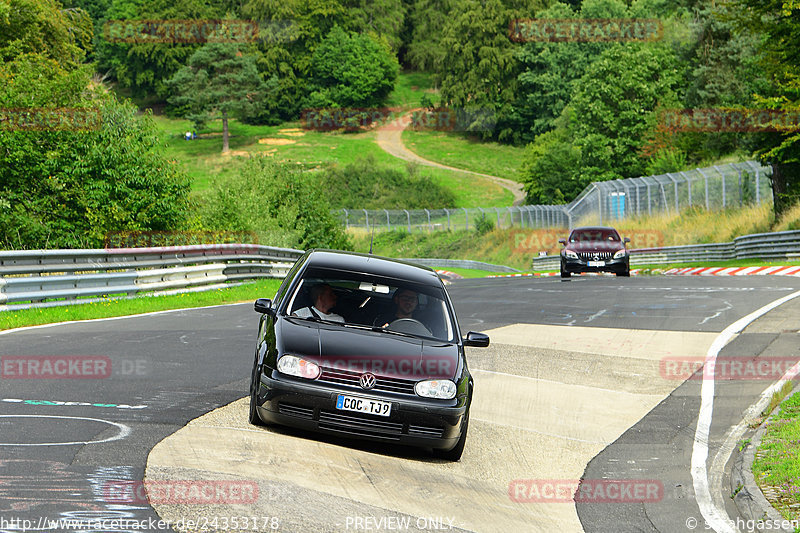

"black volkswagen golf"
[249, 249, 489, 461]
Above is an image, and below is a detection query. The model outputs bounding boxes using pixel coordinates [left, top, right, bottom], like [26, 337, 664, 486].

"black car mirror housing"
[463, 331, 490, 347]
[254, 298, 274, 316]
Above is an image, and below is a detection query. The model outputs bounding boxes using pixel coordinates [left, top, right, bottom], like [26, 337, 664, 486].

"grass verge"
[402, 129, 526, 182]
[752, 389, 800, 525]
[0, 279, 282, 331]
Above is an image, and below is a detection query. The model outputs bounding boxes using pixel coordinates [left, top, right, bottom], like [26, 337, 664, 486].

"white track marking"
[692, 289, 800, 533]
[0, 415, 130, 446]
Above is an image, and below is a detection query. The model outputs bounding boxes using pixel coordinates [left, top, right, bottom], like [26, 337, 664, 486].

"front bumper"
[561, 255, 629, 274]
[254, 370, 468, 451]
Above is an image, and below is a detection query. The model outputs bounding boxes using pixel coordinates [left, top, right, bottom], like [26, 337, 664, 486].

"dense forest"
[1, 0, 798, 249]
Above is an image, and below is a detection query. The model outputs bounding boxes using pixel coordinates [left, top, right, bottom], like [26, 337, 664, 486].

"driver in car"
[375, 288, 422, 328]
[294, 284, 345, 323]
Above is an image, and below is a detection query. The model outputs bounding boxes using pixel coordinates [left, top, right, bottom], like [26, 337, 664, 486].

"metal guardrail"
[531, 230, 800, 270]
[0, 244, 304, 307]
[401, 258, 519, 273]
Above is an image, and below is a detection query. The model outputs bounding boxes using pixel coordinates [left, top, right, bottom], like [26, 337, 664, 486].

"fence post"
[404, 209, 410, 232]
[494, 207, 501, 227]
[424, 209, 431, 231]
[343, 208, 349, 229]
[697, 168, 710, 209]
[363, 209, 369, 230]
[384, 209, 390, 231]
[680, 171, 692, 207]
[444, 208, 451, 230]
[666, 173, 679, 213]
[714, 165, 726, 208]
[463, 207, 469, 230]
[736, 166, 743, 206]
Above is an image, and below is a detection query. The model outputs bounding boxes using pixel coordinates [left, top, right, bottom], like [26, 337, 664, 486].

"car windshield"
[283, 267, 455, 343]
[569, 229, 621, 242]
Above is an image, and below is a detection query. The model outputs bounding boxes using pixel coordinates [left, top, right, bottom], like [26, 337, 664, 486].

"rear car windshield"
[283, 267, 456, 342]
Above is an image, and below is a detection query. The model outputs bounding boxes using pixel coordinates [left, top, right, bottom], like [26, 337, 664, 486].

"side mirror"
[558, 239, 566, 246]
[463, 331, 490, 348]
[254, 298, 274, 316]
[624, 237, 631, 244]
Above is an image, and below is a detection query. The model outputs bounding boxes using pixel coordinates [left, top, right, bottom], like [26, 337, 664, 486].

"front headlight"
[277, 355, 320, 379]
[613, 249, 627, 259]
[415, 379, 457, 399]
[565, 250, 578, 259]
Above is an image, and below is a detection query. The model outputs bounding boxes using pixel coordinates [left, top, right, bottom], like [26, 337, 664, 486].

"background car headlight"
[415, 379, 457, 399]
[277, 355, 320, 379]
[565, 250, 578, 259]
[613, 249, 627, 259]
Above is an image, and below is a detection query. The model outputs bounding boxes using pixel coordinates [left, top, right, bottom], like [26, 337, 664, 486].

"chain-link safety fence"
[337, 161, 772, 232]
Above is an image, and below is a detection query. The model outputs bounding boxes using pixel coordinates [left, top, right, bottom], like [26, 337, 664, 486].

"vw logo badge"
[359, 373, 376, 390]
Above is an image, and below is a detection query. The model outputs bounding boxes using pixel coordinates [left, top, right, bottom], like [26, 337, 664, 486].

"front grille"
[318, 366, 417, 395]
[319, 410, 404, 438]
[278, 403, 314, 419]
[408, 424, 445, 438]
[577, 251, 613, 260]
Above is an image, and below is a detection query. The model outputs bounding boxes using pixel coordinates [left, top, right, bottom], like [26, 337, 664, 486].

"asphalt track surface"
[1, 275, 799, 532]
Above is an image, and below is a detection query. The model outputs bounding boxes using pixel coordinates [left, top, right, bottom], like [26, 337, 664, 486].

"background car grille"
[577, 251, 613, 260]
[318, 366, 417, 395]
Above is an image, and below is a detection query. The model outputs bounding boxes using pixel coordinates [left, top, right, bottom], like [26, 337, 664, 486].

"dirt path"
[374, 111, 526, 206]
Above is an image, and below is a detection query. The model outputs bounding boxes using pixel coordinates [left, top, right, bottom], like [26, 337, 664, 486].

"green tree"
[0, 55, 190, 249]
[167, 42, 275, 153]
[404, 0, 453, 71]
[95, 0, 226, 99]
[0, 0, 92, 70]
[306, 26, 398, 109]
[436, 0, 546, 141]
[731, 0, 800, 215]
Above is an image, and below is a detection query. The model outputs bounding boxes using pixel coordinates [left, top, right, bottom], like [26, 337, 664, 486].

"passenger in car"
[294, 284, 344, 322]
[374, 288, 422, 328]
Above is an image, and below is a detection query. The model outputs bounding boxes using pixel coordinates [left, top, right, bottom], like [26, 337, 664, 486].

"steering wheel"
[387, 318, 432, 336]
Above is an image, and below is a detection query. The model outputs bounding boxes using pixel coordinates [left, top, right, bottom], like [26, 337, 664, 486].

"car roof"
[303, 249, 441, 286]
[570, 226, 619, 232]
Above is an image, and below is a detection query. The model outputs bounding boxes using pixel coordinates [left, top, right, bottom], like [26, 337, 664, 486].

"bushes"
[197, 158, 351, 251]
[319, 156, 456, 209]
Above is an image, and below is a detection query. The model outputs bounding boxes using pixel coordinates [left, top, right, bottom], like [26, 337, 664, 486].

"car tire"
[434, 411, 469, 461]
[560, 269, 571, 279]
[248, 366, 267, 427]
[616, 269, 630, 277]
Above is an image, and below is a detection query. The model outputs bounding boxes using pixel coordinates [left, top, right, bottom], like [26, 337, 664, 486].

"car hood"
[279, 318, 460, 380]
[566, 241, 625, 253]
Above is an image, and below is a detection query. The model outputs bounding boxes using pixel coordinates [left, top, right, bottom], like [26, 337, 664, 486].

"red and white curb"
[664, 266, 800, 277]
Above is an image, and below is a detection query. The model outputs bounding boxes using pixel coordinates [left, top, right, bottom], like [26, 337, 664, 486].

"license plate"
[587, 260, 605, 267]
[336, 395, 391, 417]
